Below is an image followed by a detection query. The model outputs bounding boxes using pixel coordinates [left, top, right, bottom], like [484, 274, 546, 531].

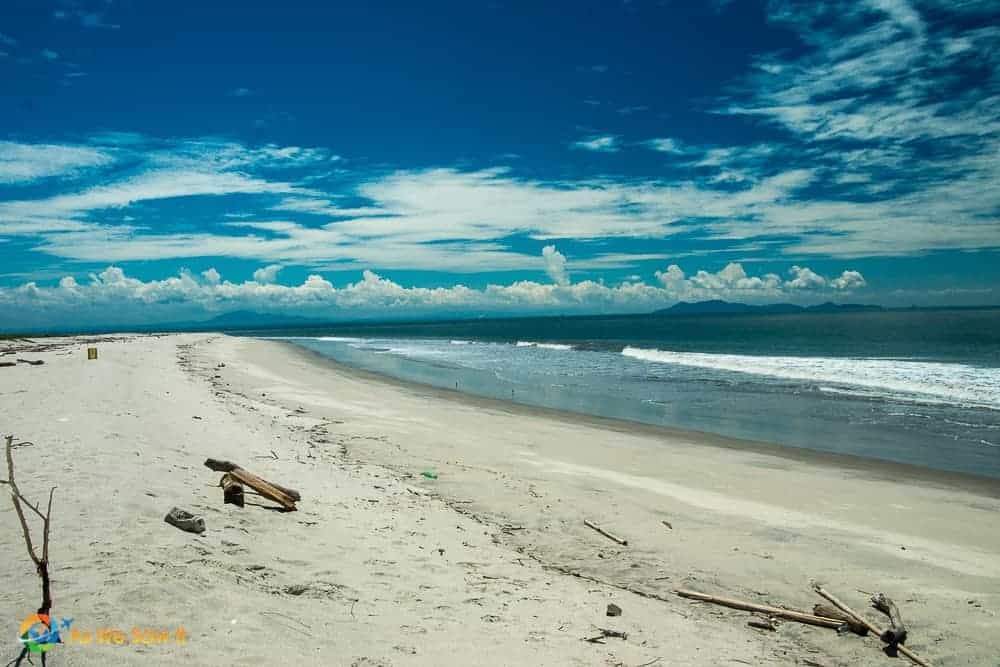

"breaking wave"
[621, 347, 1000, 409]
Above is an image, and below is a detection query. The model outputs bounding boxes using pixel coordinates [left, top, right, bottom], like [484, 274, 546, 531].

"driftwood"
[0, 361, 15, 368]
[584, 519, 628, 546]
[16, 359, 44, 366]
[220, 473, 245, 507]
[871, 593, 908, 646]
[204, 458, 298, 511]
[812, 585, 933, 667]
[204, 458, 300, 501]
[813, 603, 869, 635]
[585, 628, 628, 643]
[2, 435, 56, 667]
[676, 589, 845, 629]
[748, 617, 778, 631]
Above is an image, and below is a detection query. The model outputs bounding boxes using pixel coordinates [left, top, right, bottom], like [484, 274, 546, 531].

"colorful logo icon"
[17, 614, 66, 654]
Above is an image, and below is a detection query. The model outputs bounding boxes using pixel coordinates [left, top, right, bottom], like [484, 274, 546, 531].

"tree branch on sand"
[2, 435, 57, 667]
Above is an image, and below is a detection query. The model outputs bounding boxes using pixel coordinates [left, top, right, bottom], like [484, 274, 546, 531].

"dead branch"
[675, 589, 844, 629]
[584, 519, 628, 546]
[871, 593, 908, 646]
[584, 627, 628, 643]
[4, 434, 56, 667]
[812, 584, 933, 667]
[813, 603, 868, 635]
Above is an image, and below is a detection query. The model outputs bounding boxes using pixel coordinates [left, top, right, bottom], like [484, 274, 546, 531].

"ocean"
[249, 309, 1000, 479]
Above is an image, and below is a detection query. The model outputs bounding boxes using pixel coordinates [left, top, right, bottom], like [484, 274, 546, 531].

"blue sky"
[1, 0, 998, 327]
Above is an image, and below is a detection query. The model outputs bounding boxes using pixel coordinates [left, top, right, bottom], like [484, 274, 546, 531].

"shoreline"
[273, 337, 1000, 496]
[3, 333, 998, 665]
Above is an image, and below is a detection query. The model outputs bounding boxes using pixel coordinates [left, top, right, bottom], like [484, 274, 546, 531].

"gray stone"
[164, 507, 205, 534]
[606, 603, 622, 617]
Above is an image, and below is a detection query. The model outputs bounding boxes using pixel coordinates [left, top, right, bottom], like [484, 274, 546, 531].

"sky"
[1, 0, 999, 328]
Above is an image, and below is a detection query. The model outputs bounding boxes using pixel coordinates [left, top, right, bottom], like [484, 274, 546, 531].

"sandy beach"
[2, 333, 998, 666]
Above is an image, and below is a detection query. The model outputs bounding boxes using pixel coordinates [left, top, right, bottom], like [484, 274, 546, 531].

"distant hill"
[654, 300, 884, 316]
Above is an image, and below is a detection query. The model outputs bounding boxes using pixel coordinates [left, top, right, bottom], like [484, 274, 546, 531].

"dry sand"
[1, 333, 998, 666]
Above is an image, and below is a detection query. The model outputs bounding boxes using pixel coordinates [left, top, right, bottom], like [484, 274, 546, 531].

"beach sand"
[2, 333, 998, 666]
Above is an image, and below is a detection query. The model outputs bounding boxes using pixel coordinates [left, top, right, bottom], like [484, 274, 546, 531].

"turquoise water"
[249, 309, 1000, 479]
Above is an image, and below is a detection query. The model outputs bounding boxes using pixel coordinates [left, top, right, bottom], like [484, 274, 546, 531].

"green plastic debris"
[421, 471, 438, 480]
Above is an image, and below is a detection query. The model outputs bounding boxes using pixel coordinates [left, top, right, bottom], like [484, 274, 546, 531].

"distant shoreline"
[275, 336, 1000, 496]
[4, 303, 1000, 337]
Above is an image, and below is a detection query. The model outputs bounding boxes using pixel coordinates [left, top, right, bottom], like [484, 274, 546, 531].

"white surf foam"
[516, 341, 574, 351]
[622, 346, 1000, 409]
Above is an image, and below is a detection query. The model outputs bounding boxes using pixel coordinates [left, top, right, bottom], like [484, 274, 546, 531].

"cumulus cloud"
[542, 245, 569, 285]
[654, 262, 864, 302]
[252, 264, 282, 284]
[0, 256, 867, 330]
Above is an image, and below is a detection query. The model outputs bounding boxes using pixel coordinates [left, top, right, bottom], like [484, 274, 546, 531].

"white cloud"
[654, 262, 865, 301]
[0, 142, 114, 184]
[831, 269, 867, 290]
[201, 268, 221, 285]
[0, 256, 867, 329]
[786, 265, 827, 289]
[542, 245, 568, 285]
[645, 138, 686, 154]
[571, 135, 620, 152]
[252, 264, 282, 284]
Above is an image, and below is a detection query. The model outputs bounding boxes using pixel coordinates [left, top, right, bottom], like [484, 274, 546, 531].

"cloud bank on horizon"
[0, 0, 997, 326]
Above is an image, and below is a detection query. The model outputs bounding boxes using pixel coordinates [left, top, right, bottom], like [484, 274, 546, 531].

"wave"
[621, 346, 1000, 409]
[516, 341, 574, 350]
[315, 336, 365, 343]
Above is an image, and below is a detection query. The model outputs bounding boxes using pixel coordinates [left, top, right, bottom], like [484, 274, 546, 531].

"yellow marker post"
[87, 347, 98, 360]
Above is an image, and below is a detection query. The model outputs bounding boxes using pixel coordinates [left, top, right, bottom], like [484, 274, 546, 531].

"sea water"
[251, 309, 1000, 479]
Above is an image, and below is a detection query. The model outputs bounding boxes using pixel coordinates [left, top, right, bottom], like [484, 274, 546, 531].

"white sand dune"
[2, 333, 998, 665]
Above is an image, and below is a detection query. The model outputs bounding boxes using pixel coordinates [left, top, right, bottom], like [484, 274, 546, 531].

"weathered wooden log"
[221, 473, 245, 507]
[812, 584, 933, 667]
[584, 519, 628, 546]
[675, 589, 845, 629]
[204, 458, 301, 501]
[871, 593, 908, 646]
[813, 603, 869, 635]
[229, 468, 296, 511]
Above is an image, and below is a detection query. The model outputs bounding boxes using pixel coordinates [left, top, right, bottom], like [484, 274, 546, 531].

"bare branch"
[4, 434, 56, 619]
[5, 435, 40, 567]
[42, 487, 55, 563]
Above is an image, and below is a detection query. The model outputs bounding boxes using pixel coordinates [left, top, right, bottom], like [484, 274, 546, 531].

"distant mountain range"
[196, 310, 332, 330]
[653, 300, 884, 316]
